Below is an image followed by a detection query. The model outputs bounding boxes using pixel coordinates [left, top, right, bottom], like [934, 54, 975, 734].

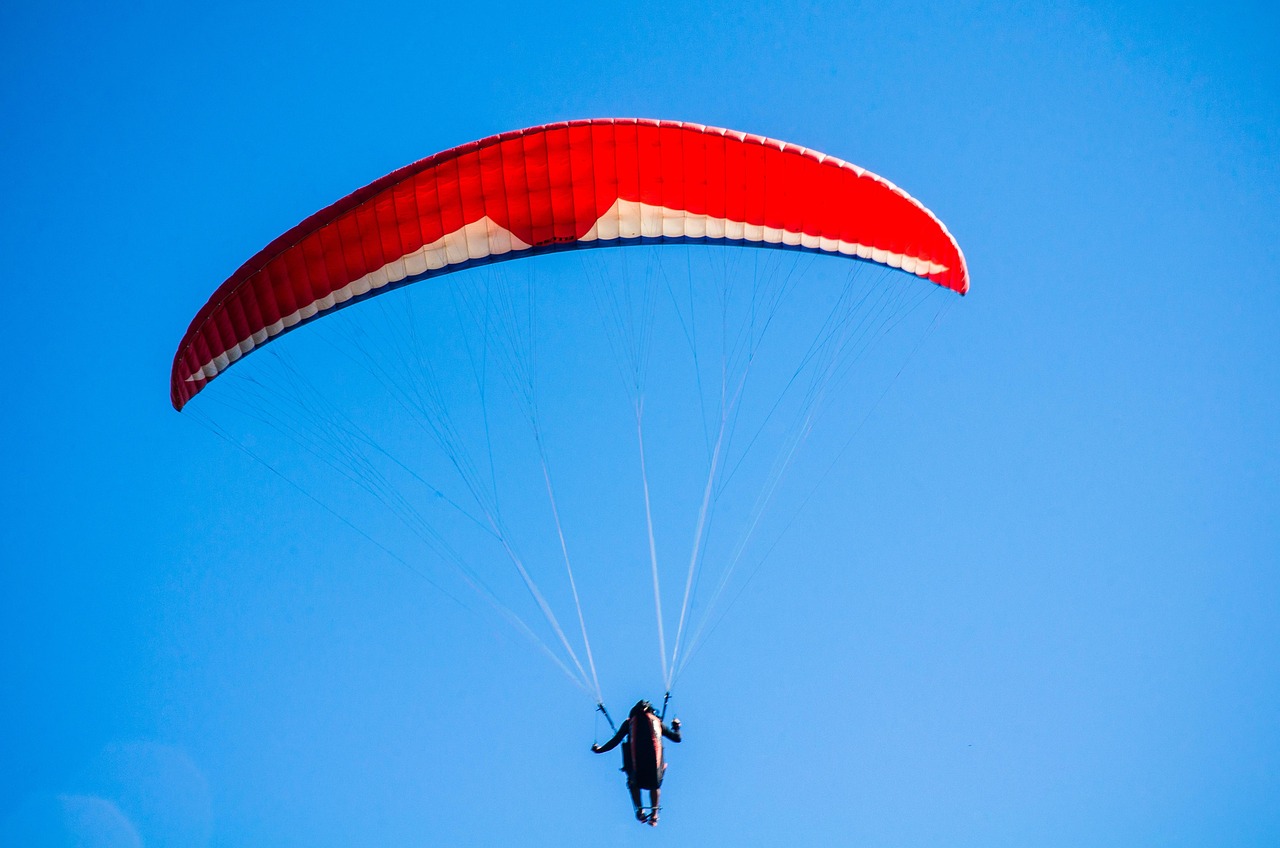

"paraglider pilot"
[592, 700, 681, 826]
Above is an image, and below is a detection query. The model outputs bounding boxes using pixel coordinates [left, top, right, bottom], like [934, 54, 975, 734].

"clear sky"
[2, 1, 1278, 845]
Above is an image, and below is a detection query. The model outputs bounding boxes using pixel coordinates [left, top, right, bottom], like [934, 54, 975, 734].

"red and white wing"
[171, 119, 968, 410]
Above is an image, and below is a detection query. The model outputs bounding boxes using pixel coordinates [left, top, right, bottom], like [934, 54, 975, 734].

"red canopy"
[171, 119, 968, 410]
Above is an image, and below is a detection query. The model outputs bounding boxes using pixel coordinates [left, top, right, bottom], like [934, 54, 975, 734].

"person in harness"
[591, 700, 682, 826]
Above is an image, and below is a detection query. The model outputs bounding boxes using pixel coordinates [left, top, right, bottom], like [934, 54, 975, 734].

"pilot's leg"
[628, 778, 644, 821]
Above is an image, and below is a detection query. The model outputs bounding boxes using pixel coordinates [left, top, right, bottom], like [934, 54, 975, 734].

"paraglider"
[171, 118, 968, 822]
[592, 700, 682, 826]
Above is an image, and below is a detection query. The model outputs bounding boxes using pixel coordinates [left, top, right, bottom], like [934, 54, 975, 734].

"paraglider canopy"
[170, 118, 968, 410]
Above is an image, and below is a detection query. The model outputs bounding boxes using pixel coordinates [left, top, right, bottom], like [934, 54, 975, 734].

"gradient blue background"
[2, 1, 1277, 845]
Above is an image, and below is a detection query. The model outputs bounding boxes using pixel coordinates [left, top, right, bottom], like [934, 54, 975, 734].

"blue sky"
[2, 1, 1277, 845]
